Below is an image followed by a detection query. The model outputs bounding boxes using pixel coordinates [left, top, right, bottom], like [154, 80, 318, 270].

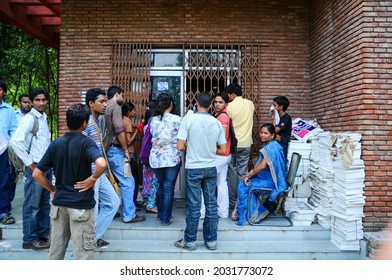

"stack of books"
[330, 132, 365, 251]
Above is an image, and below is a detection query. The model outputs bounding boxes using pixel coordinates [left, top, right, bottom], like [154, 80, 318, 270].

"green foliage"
[0, 19, 59, 139]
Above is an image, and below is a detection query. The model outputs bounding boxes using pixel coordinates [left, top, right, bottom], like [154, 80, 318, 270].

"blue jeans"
[23, 167, 52, 243]
[107, 146, 136, 222]
[94, 174, 120, 239]
[0, 151, 17, 219]
[152, 163, 181, 224]
[184, 167, 218, 243]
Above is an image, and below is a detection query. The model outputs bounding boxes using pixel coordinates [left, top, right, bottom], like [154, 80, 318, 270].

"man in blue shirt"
[0, 80, 18, 225]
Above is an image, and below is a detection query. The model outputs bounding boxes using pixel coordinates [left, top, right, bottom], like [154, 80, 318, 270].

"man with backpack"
[10, 87, 52, 250]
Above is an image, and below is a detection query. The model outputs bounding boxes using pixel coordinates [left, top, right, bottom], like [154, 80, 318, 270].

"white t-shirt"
[177, 112, 226, 169]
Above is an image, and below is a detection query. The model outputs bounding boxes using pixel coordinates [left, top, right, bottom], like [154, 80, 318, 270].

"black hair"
[107, 86, 123, 100]
[0, 80, 7, 93]
[66, 104, 91, 130]
[18, 93, 29, 102]
[29, 87, 49, 101]
[261, 123, 277, 139]
[273, 95, 290, 111]
[121, 102, 135, 117]
[197, 91, 213, 108]
[144, 100, 156, 123]
[214, 91, 229, 103]
[85, 88, 106, 108]
[154, 92, 173, 120]
[224, 83, 242, 96]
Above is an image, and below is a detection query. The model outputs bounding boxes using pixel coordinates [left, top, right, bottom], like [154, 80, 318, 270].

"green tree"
[0, 19, 59, 139]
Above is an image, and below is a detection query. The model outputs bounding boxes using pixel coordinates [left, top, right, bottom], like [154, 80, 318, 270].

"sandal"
[146, 207, 158, 214]
[96, 239, 109, 247]
[0, 214, 15, 225]
[231, 206, 238, 221]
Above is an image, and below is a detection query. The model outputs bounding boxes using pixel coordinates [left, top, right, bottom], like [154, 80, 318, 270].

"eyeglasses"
[214, 101, 224, 104]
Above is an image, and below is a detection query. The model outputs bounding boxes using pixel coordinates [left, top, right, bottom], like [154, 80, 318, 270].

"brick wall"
[309, 0, 392, 231]
[59, 0, 312, 134]
[59, 0, 391, 231]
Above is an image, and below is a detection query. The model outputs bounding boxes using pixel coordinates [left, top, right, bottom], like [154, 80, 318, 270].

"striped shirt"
[83, 115, 103, 153]
[83, 115, 104, 172]
[10, 108, 50, 166]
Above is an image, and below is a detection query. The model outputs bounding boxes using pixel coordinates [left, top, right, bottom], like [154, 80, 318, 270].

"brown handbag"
[90, 117, 119, 194]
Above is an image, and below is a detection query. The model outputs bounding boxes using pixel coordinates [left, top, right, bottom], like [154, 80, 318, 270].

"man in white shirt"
[15, 93, 31, 125]
[10, 88, 52, 250]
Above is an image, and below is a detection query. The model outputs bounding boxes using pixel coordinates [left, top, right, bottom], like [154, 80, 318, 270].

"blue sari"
[236, 140, 287, 225]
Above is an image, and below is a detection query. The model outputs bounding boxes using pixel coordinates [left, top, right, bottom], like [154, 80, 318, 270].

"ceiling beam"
[0, 1, 60, 49]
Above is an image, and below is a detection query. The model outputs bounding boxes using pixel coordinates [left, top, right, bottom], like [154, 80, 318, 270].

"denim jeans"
[152, 163, 181, 224]
[184, 167, 218, 243]
[23, 166, 52, 243]
[227, 147, 251, 210]
[0, 151, 17, 219]
[94, 174, 120, 239]
[107, 146, 136, 222]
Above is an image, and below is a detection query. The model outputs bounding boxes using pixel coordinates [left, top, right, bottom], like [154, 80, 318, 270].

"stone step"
[0, 238, 362, 260]
[0, 178, 365, 260]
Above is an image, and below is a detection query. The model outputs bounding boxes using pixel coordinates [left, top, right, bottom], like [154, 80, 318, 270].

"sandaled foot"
[0, 214, 15, 225]
[97, 239, 110, 247]
[146, 206, 158, 214]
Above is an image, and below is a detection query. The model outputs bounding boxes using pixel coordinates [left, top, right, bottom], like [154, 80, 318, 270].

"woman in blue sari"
[235, 123, 287, 225]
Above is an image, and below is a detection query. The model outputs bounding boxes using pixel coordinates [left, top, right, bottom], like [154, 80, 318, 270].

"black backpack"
[216, 112, 238, 155]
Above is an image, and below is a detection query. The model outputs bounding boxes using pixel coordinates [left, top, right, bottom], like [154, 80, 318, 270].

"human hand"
[74, 176, 96, 192]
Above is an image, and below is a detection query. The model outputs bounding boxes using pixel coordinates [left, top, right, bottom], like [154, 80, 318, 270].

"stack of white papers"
[330, 216, 363, 250]
[307, 132, 336, 228]
[288, 203, 317, 226]
[329, 132, 365, 251]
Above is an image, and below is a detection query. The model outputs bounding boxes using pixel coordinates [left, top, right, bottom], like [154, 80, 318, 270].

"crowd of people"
[0, 79, 293, 258]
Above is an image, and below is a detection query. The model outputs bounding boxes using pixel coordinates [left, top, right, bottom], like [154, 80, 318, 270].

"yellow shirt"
[227, 96, 254, 148]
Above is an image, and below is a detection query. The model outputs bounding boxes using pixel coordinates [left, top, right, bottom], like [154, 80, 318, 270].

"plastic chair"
[246, 152, 302, 226]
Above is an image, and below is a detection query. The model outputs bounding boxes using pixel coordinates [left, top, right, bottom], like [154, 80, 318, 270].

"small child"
[272, 96, 292, 161]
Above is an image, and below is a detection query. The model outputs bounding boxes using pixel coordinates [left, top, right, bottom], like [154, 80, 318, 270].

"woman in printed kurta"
[235, 123, 287, 226]
[149, 93, 182, 226]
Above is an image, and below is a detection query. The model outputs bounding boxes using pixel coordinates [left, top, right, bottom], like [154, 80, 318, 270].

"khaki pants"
[48, 205, 96, 260]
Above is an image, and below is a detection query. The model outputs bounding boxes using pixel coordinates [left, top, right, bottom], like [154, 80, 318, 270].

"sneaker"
[204, 241, 217, 250]
[174, 239, 196, 251]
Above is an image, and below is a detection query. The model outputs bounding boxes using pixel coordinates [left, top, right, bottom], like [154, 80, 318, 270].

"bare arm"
[243, 158, 268, 186]
[177, 139, 186, 152]
[32, 168, 56, 194]
[216, 143, 226, 156]
[74, 157, 107, 192]
[116, 131, 130, 161]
